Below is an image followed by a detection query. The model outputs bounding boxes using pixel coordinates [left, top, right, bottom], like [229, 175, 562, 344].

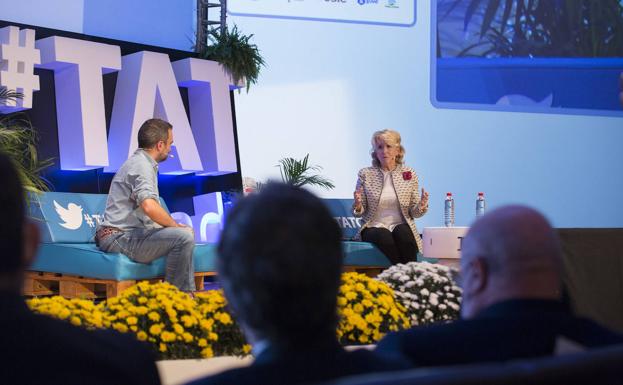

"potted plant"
[277, 153, 335, 190]
[0, 89, 51, 194]
[337, 272, 410, 345]
[377, 262, 462, 326]
[199, 25, 265, 92]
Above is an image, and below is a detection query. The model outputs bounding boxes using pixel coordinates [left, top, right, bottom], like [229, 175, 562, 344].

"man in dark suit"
[187, 183, 408, 385]
[0, 153, 161, 385]
[376, 205, 623, 367]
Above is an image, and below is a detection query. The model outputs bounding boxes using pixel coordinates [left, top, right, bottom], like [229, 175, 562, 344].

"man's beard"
[157, 153, 169, 163]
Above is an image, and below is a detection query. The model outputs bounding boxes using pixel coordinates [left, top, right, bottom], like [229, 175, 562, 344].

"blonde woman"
[353, 130, 429, 264]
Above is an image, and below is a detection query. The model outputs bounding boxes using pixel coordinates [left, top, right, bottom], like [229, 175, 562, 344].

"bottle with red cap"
[476, 192, 486, 219]
[444, 192, 455, 227]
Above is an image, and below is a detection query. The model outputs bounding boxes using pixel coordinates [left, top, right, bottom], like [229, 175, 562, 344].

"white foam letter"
[36, 36, 120, 170]
[106, 51, 202, 174]
[172, 58, 239, 174]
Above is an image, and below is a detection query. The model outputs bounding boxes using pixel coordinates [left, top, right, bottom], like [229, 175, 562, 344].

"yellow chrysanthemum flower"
[183, 332, 194, 343]
[200, 347, 214, 358]
[149, 324, 162, 336]
[160, 331, 176, 343]
[173, 323, 184, 335]
[113, 322, 128, 333]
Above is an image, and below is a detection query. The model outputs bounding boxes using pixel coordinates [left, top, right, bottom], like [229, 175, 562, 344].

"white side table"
[422, 227, 469, 269]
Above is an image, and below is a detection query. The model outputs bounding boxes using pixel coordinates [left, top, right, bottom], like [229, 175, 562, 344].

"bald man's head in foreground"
[459, 205, 563, 319]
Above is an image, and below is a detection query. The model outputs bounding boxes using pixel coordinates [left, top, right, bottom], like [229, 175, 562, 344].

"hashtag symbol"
[0, 26, 40, 113]
[83, 213, 95, 228]
[92, 214, 103, 225]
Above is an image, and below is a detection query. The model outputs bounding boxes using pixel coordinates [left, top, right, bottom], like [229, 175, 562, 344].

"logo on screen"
[385, 0, 398, 8]
[357, 0, 378, 4]
[325, 0, 347, 3]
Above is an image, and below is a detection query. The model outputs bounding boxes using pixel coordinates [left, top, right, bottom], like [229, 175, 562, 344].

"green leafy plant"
[443, 0, 623, 57]
[277, 154, 335, 190]
[0, 89, 51, 194]
[201, 25, 265, 91]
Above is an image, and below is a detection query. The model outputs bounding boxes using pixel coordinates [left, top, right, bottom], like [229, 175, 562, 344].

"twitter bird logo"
[53, 200, 84, 230]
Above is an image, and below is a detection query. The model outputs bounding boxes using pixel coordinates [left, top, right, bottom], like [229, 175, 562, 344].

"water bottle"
[444, 192, 455, 227]
[476, 192, 486, 219]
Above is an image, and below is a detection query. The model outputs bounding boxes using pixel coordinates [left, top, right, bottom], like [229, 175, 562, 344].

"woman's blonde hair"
[370, 129, 405, 167]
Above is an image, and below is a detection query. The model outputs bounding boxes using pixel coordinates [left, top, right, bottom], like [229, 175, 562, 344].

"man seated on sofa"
[96, 118, 195, 292]
[187, 183, 409, 385]
[0, 153, 161, 385]
[376, 205, 623, 366]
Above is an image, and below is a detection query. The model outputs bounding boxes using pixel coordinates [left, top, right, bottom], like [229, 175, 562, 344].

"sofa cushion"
[30, 192, 170, 244]
[342, 242, 390, 267]
[30, 242, 388, 281]
[323, 198, 362, 240]
[31, 243, 217, 281]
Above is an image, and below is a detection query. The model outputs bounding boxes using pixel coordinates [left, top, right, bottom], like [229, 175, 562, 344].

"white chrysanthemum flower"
[429, 294, 439, 306]
[376, 262, 461, 327]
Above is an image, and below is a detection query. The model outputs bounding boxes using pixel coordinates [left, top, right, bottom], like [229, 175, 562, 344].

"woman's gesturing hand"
[354, 186, 364, 211]
[419, 188, 429, 211]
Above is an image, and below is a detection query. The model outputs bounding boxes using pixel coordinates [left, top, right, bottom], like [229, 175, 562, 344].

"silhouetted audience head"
[0, 152, 40, 291]
[217, 183, 343, 348]
[460, 205, 562, 319]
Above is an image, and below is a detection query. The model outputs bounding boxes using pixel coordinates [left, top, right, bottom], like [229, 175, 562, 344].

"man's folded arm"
[140, 198, 180, 228]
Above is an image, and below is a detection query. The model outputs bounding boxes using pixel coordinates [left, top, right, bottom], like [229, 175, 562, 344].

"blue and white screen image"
[432, 0, 623, 117]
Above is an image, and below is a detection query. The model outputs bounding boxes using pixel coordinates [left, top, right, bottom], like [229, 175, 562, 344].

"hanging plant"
[201, 25, 265, 92]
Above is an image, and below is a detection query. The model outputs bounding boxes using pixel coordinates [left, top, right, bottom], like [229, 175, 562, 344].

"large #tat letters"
[2, 26, 239, 174]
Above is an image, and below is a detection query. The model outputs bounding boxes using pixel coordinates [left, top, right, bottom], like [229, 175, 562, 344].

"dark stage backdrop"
[560, 229, 623, 333]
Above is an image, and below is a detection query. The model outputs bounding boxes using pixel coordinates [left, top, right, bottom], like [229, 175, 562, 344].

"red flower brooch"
[402, 171, 412, 181]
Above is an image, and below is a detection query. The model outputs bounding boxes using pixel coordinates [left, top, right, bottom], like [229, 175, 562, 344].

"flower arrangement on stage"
[27, 296, 106, 329]
[99, 281, 216, 359]
[376, 262, 462, 326]
[28, 282, 249, 360]
[29, 273, 419, 357]
[336, 272, 409, 345]
[194, 290, 250, 357]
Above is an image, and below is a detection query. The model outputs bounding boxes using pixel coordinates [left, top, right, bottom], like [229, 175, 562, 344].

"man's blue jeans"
[99, 227, 196, 291]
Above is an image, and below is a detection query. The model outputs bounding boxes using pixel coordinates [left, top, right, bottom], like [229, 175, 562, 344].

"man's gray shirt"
[101, 149, 162, 230]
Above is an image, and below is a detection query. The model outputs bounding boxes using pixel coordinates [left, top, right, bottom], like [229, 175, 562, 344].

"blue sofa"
[25, 193, 390, 298]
